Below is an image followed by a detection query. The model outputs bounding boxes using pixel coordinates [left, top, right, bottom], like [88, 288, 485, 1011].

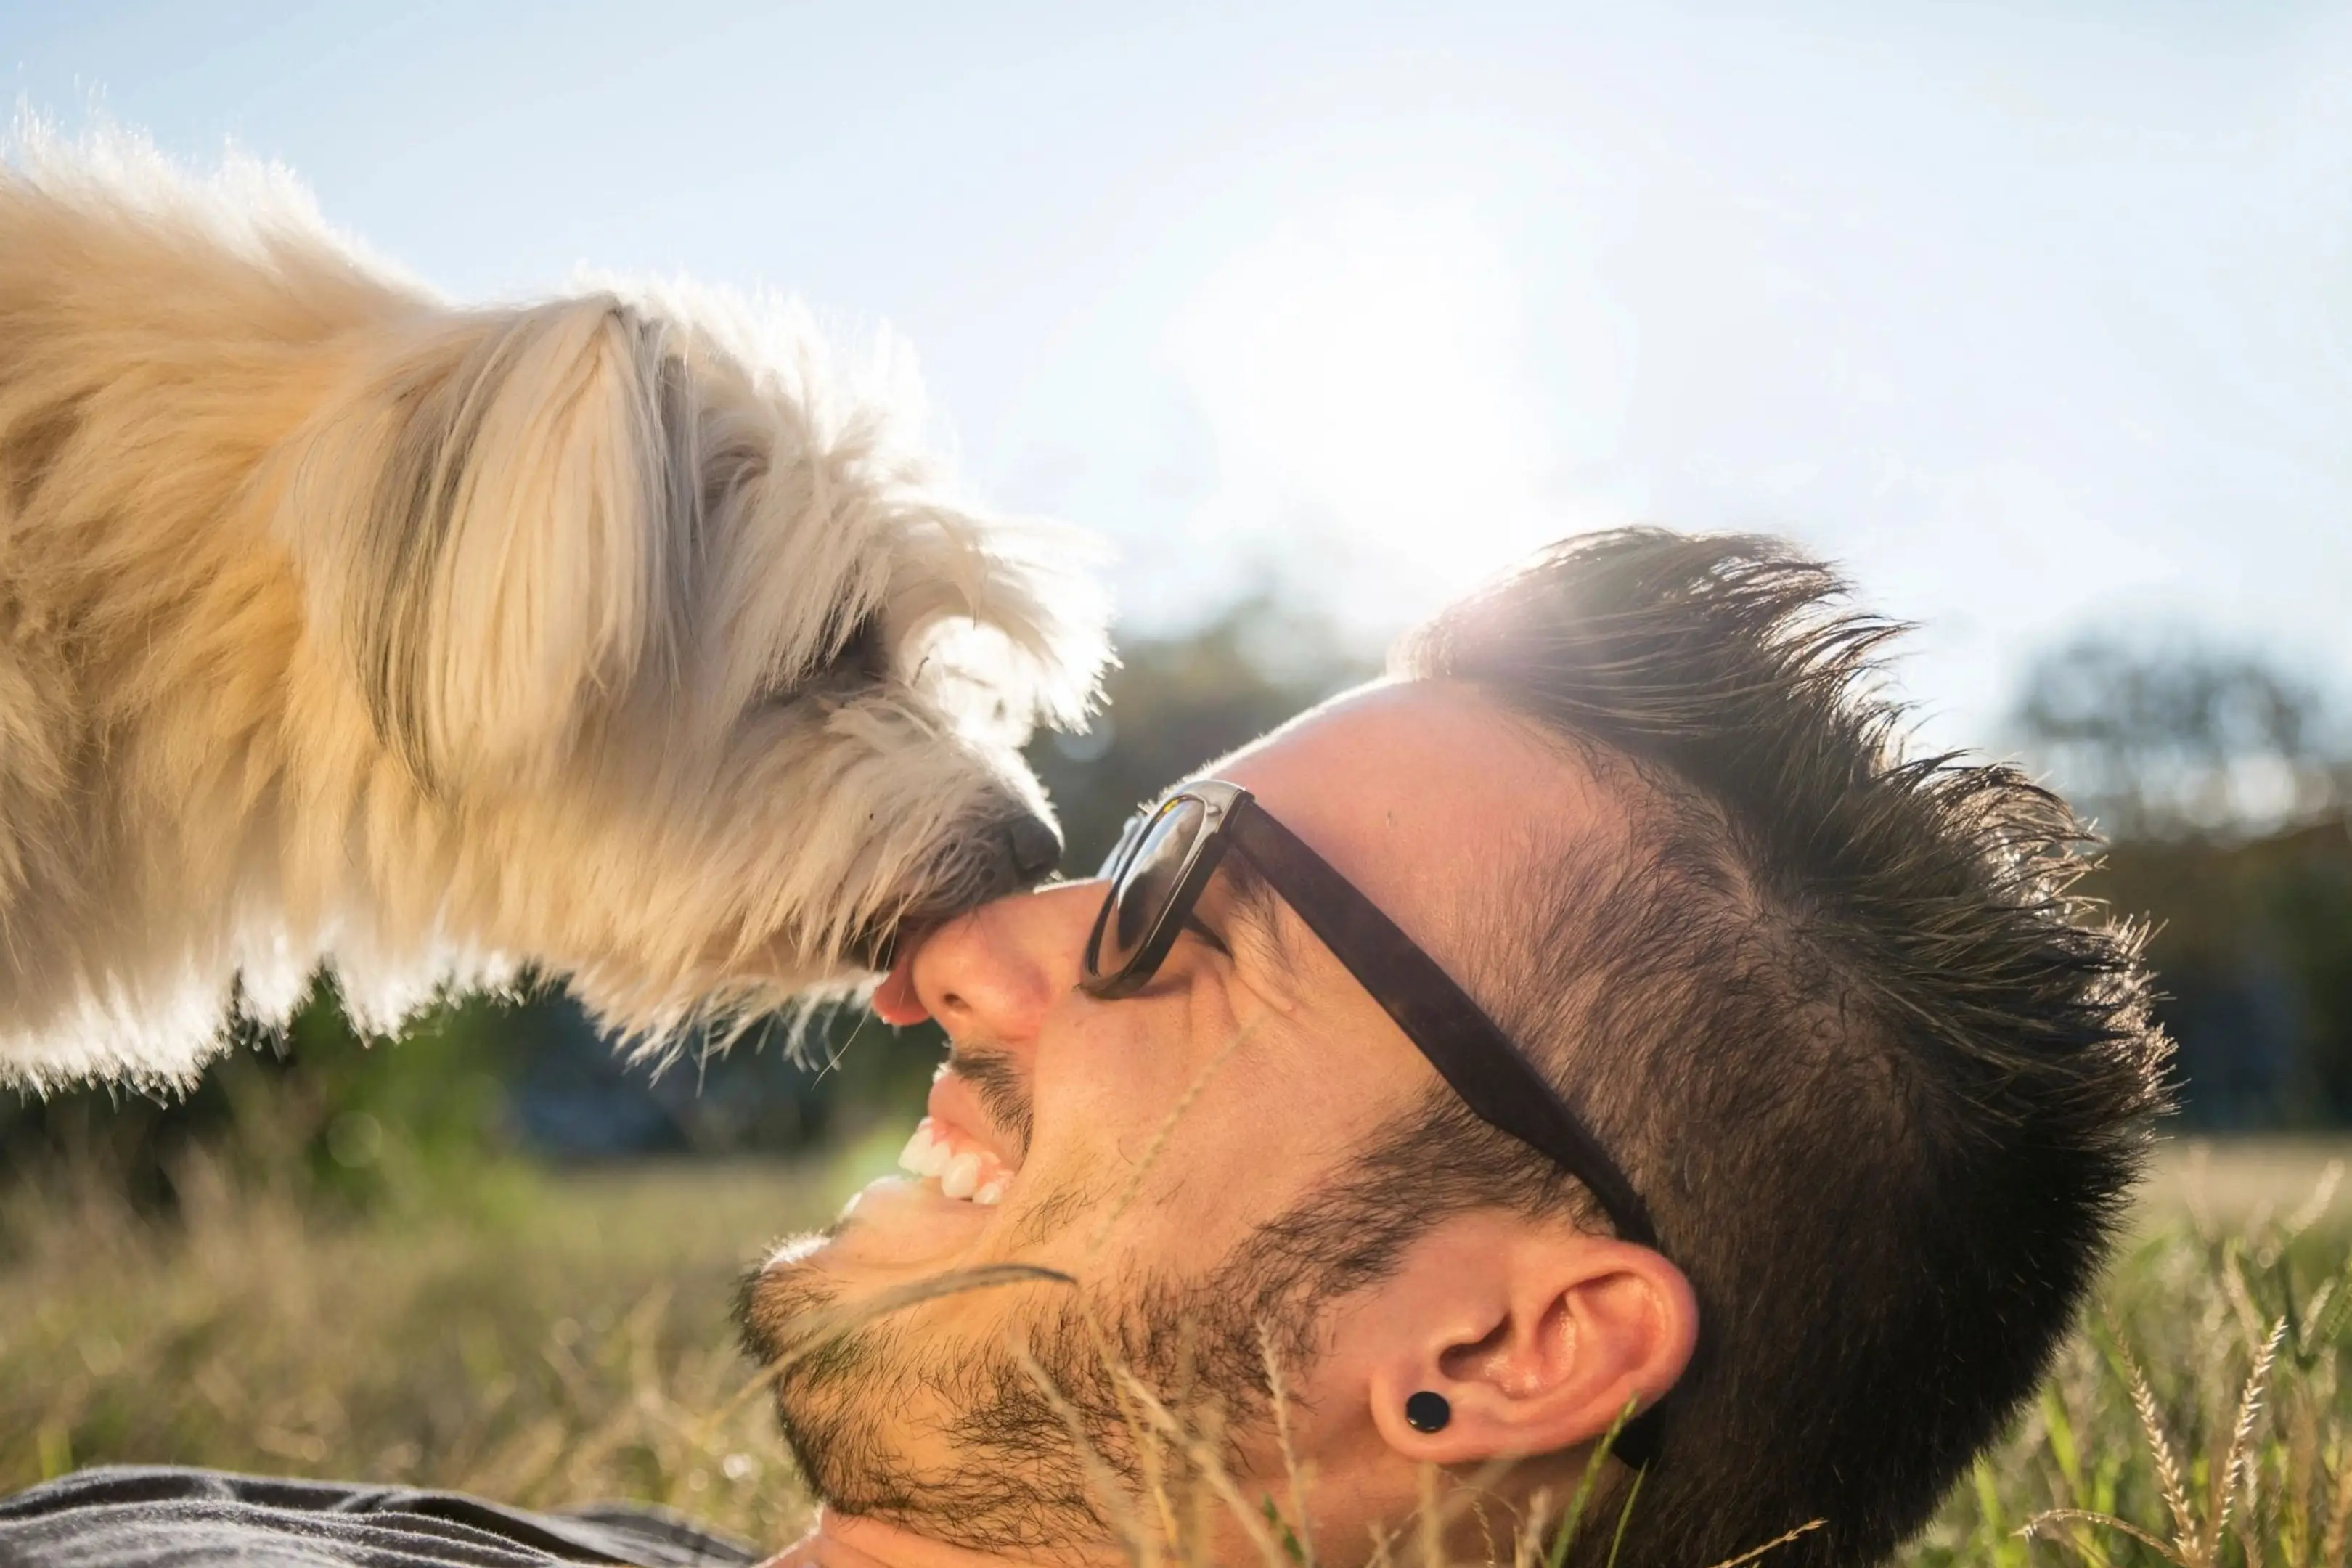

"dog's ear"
[288, 297, 686, 787]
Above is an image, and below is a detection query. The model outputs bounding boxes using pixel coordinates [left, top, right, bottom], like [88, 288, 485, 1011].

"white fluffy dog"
[0, 132, 1106, 1091]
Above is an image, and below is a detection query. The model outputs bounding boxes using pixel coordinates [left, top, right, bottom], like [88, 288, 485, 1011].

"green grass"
[1911, 1144, 2352, 1568]
[0, 1132, 919, 1546]
[5, 1135, 2352, 1565]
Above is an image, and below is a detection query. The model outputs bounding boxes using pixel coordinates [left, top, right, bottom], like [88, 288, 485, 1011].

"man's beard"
[735, 1096, 1477, 1559]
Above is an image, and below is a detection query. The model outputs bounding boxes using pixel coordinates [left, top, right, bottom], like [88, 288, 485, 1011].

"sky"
[8, 0, 2351, 754]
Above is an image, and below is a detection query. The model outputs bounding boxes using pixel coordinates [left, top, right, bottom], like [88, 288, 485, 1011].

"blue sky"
[9, 1, 2350, 753]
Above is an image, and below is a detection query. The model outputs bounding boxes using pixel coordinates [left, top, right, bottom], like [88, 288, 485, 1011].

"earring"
[1404, 1391, 1451, 1434]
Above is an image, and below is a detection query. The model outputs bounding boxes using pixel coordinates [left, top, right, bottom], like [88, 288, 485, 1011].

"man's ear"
[1357, 1212, 1697, 1468]
[287, 296, 687, 788]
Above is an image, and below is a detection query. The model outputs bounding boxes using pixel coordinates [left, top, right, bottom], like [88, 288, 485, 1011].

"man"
[730, 527, 2165, 1568]
[0, 529, 2165, 1568]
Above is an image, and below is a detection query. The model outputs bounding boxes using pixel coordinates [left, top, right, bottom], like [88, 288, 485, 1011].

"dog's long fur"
[0, 130, 1107, 1090]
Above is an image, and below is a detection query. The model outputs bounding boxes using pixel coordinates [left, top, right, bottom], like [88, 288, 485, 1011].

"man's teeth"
[941, 1152, 981, 1200]
[895, 1119, 1008, 1206]
[897, 1123, 949, 1177]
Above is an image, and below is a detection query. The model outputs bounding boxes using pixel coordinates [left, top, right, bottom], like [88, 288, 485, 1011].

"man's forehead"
[1209, 679, 1625, 972]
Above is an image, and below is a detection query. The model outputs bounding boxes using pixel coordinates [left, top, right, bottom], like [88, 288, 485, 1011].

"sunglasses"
[1079, 780, 1657, 1252]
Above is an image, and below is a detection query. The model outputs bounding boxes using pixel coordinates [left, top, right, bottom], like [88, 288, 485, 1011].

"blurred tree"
[1027, 589, 1376, 874]
[2015, 629, 2345, 841]
[2014, 630, 2352, 1127]
[2088, 820, 2352, 1127]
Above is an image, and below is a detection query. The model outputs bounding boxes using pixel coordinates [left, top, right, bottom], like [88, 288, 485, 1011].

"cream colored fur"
[0, 130, 1106, 1090]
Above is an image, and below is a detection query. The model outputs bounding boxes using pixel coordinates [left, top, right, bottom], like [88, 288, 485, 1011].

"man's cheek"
[1114, 1168, 1286, 1277]
[1000, 1148, 1114, 1252]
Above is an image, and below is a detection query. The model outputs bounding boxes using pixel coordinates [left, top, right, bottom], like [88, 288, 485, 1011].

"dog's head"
[281, 286, 1108, 1037]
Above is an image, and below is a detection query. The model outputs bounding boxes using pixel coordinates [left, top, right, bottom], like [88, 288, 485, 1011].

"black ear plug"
[1405, 1391, 1451, 1433]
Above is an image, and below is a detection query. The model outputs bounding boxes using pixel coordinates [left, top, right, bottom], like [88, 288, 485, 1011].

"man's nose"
[899, 880, 1102, 1043]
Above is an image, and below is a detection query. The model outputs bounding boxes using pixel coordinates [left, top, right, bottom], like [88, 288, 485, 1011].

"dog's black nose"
[1005, 813, 1063, 883]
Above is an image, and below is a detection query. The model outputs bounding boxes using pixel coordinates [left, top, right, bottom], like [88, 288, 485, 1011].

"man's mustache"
[945, 1048, 1034, 1161]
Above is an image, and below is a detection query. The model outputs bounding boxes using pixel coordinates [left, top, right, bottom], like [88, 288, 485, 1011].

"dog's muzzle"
[1001, 812, 1063, 885]
[849, 809, 1064, 971]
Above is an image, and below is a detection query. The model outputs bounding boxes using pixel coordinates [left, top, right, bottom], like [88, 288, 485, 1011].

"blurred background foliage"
[2011, 627, 2352, 1130]
[3, 593, 2347, 1205]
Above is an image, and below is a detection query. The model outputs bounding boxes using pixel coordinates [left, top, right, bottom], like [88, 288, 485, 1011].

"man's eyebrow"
[1212, 851, 1302, 989]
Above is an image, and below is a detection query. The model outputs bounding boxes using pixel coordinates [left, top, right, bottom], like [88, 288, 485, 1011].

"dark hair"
[1389, 529, 2171, 1568]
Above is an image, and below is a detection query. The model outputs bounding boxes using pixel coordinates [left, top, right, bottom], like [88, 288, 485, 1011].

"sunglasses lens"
[1095, 813, 1146, 881]
[1091, 796, 1207, 979]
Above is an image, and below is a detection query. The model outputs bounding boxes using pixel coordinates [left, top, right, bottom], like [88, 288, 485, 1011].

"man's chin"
[735, 1214, 1306, 1564]
[735, 1242, 897, 1518]
[735, 1179, 1016, 1420]
[735, 1233, 834, 1377]
[738, 1246, 1021, 1547]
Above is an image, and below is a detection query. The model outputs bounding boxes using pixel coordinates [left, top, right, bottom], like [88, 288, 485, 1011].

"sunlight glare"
[1166, 210, 1574, 623]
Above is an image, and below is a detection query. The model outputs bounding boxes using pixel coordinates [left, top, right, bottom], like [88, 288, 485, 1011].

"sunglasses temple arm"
[1228, 804, 1659, 1250]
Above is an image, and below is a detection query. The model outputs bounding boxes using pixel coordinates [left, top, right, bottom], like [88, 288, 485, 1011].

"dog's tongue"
[870, 942, 931, 1026]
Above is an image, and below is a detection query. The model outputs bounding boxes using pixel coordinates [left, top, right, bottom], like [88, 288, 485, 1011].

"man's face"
[738, 679, 1627, 1556]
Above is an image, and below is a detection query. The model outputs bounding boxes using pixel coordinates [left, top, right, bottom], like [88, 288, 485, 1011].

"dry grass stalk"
[1262, 1320, 1319, 1568]
[2320, 1442, 2352, 1568]
[1012, 1339, 1153, 1563]
[2023, 1510, 2182, 1567]
[2200, 1319, 2287, 1563]
[2120, 1334, 2200, 1553]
